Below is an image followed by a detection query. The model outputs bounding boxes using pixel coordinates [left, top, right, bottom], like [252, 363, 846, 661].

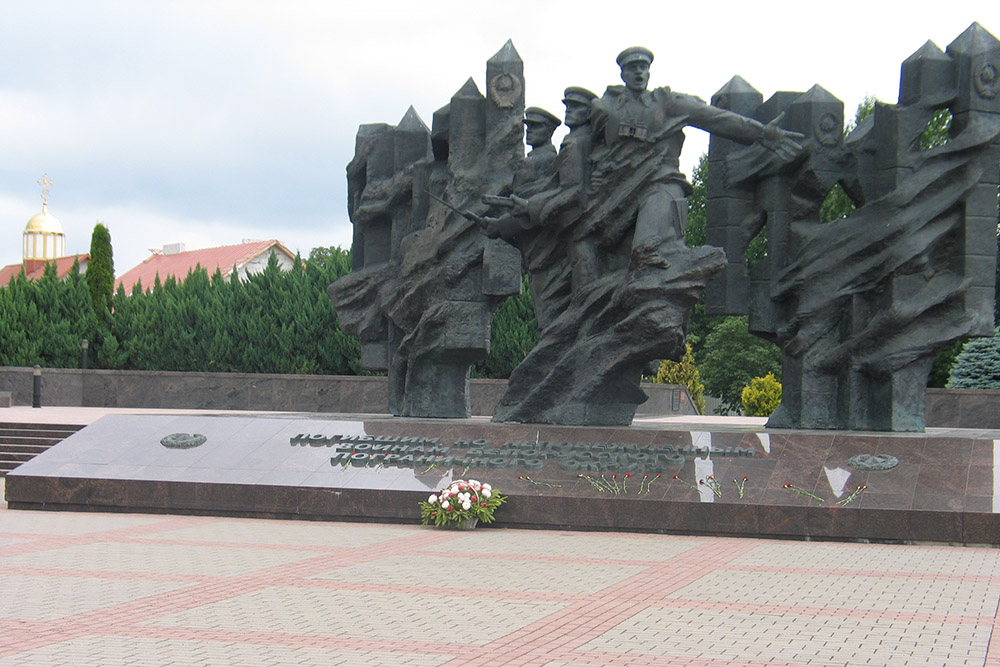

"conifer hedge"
[0, 246, 538, 379]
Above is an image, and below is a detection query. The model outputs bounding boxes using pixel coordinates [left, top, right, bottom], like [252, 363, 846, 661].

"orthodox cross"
[37, 173, 53, 205]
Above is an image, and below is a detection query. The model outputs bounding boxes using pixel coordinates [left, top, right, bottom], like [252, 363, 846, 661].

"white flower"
[468, 479, 481, 489]
[428, 494, 438, 504]
[482, 484, 492, 491]
[441, 502, 451, 510]
[462, 501, 472, 510]
[482, 489, 492, 498]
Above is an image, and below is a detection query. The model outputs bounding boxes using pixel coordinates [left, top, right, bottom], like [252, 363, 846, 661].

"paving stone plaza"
[4, 471, 1000, 666]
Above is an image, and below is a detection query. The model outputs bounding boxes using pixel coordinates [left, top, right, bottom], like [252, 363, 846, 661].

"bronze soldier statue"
[587, 46, 803, 265]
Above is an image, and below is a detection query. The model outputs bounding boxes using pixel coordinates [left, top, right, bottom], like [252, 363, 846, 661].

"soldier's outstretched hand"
[482, 216, 503, 239]
[759, 112, 805, 162]
[510, 194, 529, 215]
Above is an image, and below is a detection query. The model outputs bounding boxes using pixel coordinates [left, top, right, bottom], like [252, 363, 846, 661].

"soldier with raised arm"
[587, 46, 804, 264]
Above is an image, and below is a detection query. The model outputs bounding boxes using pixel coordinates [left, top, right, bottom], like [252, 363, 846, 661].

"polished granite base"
[5, 413, 1000, 544]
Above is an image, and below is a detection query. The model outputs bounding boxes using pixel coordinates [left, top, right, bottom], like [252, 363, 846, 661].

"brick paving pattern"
[4, 479, 1000, 666]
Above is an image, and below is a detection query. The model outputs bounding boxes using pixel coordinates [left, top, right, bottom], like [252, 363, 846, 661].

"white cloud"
[1, 0, 997, 279]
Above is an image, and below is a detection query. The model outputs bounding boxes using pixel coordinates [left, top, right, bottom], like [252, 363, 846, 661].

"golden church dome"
[24, 203, 64, 235]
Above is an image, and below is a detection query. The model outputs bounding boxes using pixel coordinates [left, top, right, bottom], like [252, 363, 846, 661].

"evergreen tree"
[929, 338, 966, 388]
[0, 271, 43, 365]
[948, 328, 1000, 388]
[303, 251, 361, 375]
[0, 261, 97, 368]
[88, 247, 360, 376]
[474, 276, 538, 379]
[684, 154, 707, 247]
[87, 223, 114, 315]
[682, 155, 725, 363]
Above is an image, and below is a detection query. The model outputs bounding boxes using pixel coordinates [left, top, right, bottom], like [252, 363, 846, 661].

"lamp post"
[81, 339, 89, 370]
[32, 365, 42, 408]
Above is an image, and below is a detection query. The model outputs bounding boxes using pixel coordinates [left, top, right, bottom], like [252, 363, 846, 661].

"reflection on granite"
[6, 414, 1000, 544]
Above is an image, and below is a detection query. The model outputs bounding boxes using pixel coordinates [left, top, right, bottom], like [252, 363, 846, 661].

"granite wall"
[924, 388, 1000, 429]
[0, 367, 697, 418]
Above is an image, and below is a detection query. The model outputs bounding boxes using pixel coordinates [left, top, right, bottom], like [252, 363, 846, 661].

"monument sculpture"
[489, 46, 804, 425]
[706, 22, 1000, 431]
[331, 30, 996, 430]
[483, 106, 567, 330]
[329, 41, 524, 418]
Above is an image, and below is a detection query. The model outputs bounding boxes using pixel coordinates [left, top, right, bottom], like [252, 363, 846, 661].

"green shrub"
[653, 343, 706, 414]
[741, 372, 782, 417]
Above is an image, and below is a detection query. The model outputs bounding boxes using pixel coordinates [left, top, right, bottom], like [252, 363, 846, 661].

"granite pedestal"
[5, 413, 999, 544]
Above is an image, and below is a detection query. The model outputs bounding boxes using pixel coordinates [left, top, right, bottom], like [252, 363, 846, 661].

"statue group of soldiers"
[480, 46, 803, 333]
[338, 26, 1000, 429]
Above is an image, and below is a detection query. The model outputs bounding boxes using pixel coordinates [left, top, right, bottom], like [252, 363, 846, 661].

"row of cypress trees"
[0, 245, 539, 379]
[100, 252, 362, 375]
[0, 262, 99, 369]
[0, 250, 362, 375]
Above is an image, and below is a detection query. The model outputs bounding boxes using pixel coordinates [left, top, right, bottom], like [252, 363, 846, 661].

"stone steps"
[0, 422, 83, 476]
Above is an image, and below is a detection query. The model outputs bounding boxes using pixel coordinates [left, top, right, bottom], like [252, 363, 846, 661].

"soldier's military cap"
[524, 107, 561, 127]
[562, 86, 598, 105]
[616, 46, 654, 67]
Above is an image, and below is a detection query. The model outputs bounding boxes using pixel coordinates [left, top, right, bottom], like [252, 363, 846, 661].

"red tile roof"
[0, 254, 90, 286]
[114, 240, 294, 294]
[0, 264, 23, 286]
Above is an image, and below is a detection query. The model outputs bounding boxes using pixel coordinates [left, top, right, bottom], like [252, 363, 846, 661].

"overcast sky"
[1, 1, 996, 276]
